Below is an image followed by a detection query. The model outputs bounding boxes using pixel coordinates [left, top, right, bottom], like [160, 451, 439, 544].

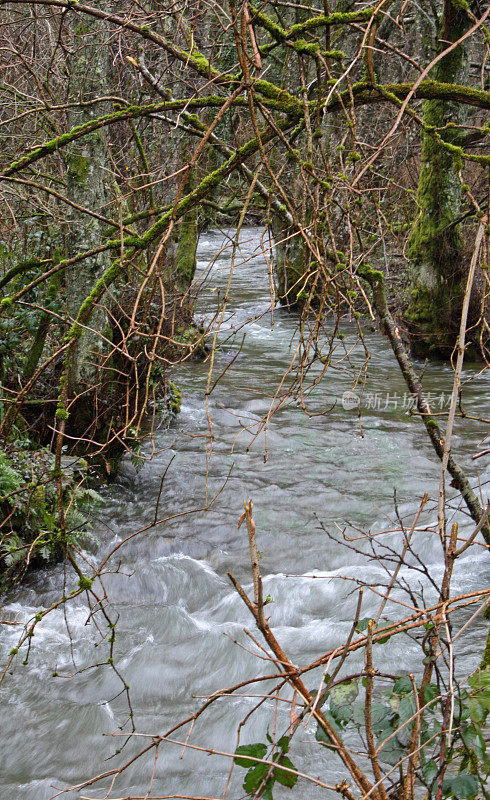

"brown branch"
[359, 265, 490, 546]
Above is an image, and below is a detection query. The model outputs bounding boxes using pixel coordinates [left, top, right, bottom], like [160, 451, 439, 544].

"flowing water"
[0, 227, 488, 799]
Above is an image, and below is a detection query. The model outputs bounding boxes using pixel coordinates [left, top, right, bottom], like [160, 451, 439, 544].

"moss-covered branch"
[1, 92, 303, 178]
[250, 5, 374, 41]
[0, 257, 46, 291]
[329, 80, 490, 113]
[3, 80, 488, 180]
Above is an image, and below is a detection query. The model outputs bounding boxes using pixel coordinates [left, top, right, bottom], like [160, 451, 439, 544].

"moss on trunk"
[271, 218, 309, 307]
[405, 0, 470, 357]
[174, 210, 198, 289]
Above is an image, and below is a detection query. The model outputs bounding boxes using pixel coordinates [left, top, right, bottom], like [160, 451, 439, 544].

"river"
[0, 227, 488, 799]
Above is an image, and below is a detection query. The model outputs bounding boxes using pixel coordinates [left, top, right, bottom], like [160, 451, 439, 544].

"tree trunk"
[405, 0, 470, 357]
[174, 168, 198, 290]
[65, 19, 111, 390]
[271, 216, 308, 306]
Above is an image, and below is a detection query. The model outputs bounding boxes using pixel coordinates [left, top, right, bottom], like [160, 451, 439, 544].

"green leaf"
[398, 694, 416, 726]
[356, 617, 372, 632]
[234, 742, 267, 768]
[377, 621, 393, 644]
[376, 729, 405, 765]
[277, 735, 289, 753]
[316, 713, 342, 748]
[468, 667, 490, 692]
[243, 762, 270, 793]
[423, 759, 439, 784]
[393, 675, 413, 695]
[423, 683, 439, 704]
[353, 700, 366, 726]
[468, 698, 482, 725]
[330, 678, 359, 707]
[371, 701, 393, 735]
[273, 755, 298, 787]
[330, 699, 353, 726]
[262, 780, 274, 800]
[450, 773, 478, 799]
[468, 667, 490, 712]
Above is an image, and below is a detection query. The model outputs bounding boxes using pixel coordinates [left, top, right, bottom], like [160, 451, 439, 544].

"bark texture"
[406, 0, 471, 356]
[65, 18, 111, 388]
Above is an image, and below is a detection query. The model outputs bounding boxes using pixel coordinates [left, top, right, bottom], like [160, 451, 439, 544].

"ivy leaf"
[450, 773, 478, 799]
[273, 755, 298, 787]
[234, 742, 267, 768]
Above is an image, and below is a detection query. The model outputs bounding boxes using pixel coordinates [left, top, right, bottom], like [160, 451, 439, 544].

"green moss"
[251, 5, 373, 43]
[358, 264, 387, 312]
[291, 40, 318, 56]
[74, 22, 90, 36]
[405, 280, 464, 357]
[358, 263, 383, 281]
[78, 575, 93, 591]
[55, 408, 69, 421]
[0, 444, 97, 590]
[480, 633, 490, 668]
[190, 46, 211, 73]
[168, 381, 182, 415]
[174, 168, 198, 287]
[404, 2, 473, 356]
